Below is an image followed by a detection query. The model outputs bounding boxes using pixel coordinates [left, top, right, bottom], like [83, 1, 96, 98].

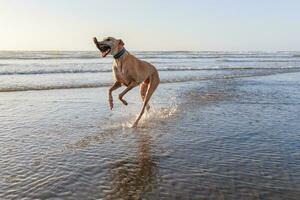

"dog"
[93, 36, 160, 127]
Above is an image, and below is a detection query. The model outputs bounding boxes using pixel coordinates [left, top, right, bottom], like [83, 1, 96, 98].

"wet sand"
[1, 72, 300, 199]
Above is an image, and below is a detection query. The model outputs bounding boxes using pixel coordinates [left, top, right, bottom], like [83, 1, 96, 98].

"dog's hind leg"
[140, 83, 150, 111]
[132, 71, 159, 128]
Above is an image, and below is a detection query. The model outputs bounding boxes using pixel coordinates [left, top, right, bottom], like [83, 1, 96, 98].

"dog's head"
[93, 36, 124, 57]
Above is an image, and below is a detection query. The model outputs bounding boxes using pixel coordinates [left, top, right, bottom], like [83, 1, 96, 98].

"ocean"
[0, 51, 300, 92]
[0, 51, 300, 199]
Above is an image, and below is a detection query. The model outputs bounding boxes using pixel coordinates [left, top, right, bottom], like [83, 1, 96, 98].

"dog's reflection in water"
[106, 133, 159, 199]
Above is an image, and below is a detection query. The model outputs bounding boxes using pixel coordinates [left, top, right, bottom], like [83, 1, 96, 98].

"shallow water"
[0, 51, 300, 199]
[1, 73, 300, 199]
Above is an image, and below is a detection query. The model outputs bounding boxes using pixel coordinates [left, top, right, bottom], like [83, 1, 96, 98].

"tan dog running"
[93, 36, 160, 128]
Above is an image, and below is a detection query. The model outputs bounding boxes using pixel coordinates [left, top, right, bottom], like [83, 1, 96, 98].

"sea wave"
[219, 59, 300, 63]
[0, 56, 98, 60]
[0, 51, 98, 60]
[0, 70, 297, 92]
[0, 69, 111, 75]
[0, 68, 210, 75]
[1, 55, 298, 60]
[1, 66, 300, 76]
[1, 51, 300, 60]
[140, 55, 297, 59]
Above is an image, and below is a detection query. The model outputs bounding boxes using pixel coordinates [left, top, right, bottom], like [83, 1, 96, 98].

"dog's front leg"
[108, 81, 121, 110]
[118, 82, 139, 106]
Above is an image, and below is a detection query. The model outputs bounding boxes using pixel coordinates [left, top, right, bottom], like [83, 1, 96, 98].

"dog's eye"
[106, 38, 110, 41]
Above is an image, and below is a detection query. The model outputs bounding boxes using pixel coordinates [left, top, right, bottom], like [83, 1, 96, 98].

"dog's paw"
[131, 121, 139, 128]
[108, 101, 113, 110]
[121, 100, 128, 106]
[131, 124, 138, 128]
[118, 96, 128, 106]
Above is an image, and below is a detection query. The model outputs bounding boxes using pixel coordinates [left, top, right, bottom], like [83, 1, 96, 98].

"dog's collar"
[113, 48, 126, 59]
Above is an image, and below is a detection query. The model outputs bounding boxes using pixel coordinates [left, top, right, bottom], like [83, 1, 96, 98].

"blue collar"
[113, 48, 126, 59]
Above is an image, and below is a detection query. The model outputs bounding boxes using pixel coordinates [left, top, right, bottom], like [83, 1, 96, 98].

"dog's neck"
[113, 48, 126, 59]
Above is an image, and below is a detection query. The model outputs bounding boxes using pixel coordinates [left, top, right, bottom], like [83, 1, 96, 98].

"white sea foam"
[1, 51, 300, 92]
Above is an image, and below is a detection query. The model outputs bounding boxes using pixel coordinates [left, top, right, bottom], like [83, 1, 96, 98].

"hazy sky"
[0, 0, 299, 51]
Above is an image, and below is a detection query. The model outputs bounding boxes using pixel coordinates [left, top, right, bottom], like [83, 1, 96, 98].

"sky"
[0, 0, 299, 51]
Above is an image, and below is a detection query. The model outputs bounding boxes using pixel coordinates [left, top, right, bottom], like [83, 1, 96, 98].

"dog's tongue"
[101, 50, 109, 57]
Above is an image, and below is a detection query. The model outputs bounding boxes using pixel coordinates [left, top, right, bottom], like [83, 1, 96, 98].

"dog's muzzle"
[93, 37, 111, 57]
[99, 44, 111, 57]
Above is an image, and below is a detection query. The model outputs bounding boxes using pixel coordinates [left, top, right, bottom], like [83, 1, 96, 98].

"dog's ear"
[118, 39, 124, 46]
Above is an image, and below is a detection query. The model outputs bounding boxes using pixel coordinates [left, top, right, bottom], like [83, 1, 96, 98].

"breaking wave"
[1, 69, 299, 92]
[1, 66, 300, 76]
[1, 51, 300, 93]
[219, 59, 300, 63]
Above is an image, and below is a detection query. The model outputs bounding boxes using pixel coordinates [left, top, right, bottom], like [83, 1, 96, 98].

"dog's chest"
[113, 63, 130, 84]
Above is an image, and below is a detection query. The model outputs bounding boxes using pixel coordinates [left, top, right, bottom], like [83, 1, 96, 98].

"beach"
[1, 51, 300, 199]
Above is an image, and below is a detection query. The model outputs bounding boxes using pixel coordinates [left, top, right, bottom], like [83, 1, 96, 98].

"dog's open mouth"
[99, 45, 111, 57]
[93, 38, 111, 58]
